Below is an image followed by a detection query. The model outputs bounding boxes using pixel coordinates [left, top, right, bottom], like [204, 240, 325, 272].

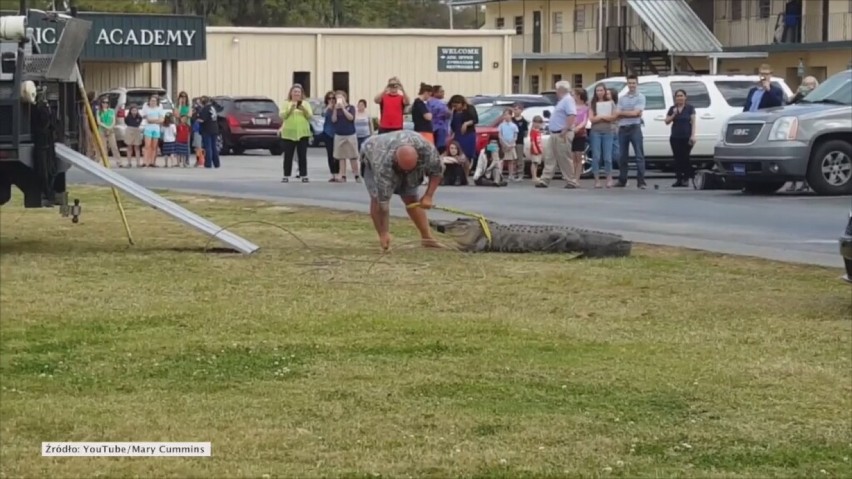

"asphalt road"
[67, 149, 852, 268]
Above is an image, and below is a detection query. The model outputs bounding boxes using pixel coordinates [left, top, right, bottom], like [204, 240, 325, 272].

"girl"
[473, 140, 505, 187]
[354, 99, 373, 151]
[176, 115, 192, 167]
[140, 95, 164, 167]
[448, 95, 478, 165]
[123, 104, 143, 168]
[589, 84, 616, 188]
[441, 140, 469, 186]
[160, 113, 178, 167]
[664, 89, 696, 187]
[529, 116, 544, 183]
[331, 90, 360, 183]
[176, 91, 191, 118]
[280, 84, 313, 182]
[572, 88, 589, 184]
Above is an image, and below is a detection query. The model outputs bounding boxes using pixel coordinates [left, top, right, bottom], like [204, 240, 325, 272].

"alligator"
[429, 218, 632, 258]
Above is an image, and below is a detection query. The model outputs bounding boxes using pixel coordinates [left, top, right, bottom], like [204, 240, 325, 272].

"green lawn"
[1, 186, 850, 479]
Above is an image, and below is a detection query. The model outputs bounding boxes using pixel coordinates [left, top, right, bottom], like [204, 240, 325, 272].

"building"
[20, 11, 207, 96]
[178, 27, 513, 115]
[455, 0, 852, 92]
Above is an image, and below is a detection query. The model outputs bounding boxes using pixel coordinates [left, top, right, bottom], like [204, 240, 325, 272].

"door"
[634, 80, 670, 158]
[532, 11, 542, 53]
[292, 71, 311, 97]
[332, 72, 350, 98]
[670, 80, 715, 157]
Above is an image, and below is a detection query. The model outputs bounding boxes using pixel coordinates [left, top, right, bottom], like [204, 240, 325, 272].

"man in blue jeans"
[198, 96, 220, 168]
[615, 74, 647, 189]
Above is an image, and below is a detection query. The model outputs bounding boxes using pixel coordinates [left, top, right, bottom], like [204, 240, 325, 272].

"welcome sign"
[26, 11, 206, 62]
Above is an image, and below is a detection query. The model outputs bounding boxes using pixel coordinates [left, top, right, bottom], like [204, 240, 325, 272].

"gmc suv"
[714, 69, 852, 196]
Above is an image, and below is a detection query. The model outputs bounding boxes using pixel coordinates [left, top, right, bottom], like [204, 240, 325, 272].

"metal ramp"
[54, 143, 260, 255]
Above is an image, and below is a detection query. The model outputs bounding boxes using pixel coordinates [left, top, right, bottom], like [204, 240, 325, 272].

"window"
[714, 80, 785, 107]
[530, 75, 540, 94]
[552, 12, 564, 33]
[574, 7, 585, 30]
[512, 75, 520, 94]
[595, 72, 606, 81]
[637, 82, 666, 109]
[572, 74, 583, 88]
[670, 81, 711, 108]
[514, 16, 524, 34]
[731, 0, 742, 21]
[552, 74, 563, 85]
[495, 17, 505, 28]
[758, 0, 771, 19]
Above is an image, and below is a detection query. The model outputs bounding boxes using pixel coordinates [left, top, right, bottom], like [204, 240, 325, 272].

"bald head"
[802, 76, 819, 89]
[395, 145, 418, 171]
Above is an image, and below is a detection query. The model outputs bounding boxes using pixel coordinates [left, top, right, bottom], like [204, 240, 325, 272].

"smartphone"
[336, 95, 345, 105]
[296, 100, 302, 107]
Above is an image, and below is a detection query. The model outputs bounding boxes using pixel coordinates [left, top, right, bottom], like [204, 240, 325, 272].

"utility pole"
[448, 0, 454, 29]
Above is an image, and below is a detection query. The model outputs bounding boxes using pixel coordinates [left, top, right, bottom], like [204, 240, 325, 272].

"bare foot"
[379, 233, 392, 251]
[421, 238, 446, 249]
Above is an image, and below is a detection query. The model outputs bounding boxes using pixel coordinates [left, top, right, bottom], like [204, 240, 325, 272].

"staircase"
[624, 50, 671, 75]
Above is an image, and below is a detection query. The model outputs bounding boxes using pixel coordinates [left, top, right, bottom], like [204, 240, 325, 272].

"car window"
[211, 100, 227, 112]
[234, 99, 278, 114]
[798, 71, 852, 105]
[637, 82, 666, 109]
[714, 81, 787, 107]
[126, 91, 167, 110]
[476, 105, 503, 126]
[671, 81, 711, 108]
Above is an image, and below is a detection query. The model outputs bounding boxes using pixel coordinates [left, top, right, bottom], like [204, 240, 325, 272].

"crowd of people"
[84, 91, 222, 170]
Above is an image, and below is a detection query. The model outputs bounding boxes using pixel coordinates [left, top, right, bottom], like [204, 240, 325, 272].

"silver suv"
[96, 87, 174, 147]
[714, 69, 852, 196]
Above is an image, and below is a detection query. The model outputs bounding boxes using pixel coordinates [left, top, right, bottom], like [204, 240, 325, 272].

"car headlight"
[768, 117, 798, 141]
[719, 120, 729, 142]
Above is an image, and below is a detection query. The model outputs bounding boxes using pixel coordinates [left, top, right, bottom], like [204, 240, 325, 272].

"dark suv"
[211, 96, 283, 155]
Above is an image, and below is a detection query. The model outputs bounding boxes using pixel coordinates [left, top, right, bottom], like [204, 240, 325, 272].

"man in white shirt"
[536, 80, 578, 189]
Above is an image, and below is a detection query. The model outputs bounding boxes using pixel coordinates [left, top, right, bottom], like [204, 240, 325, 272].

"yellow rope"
[78, 85, 134, 245]
[406, 202, 492, 247]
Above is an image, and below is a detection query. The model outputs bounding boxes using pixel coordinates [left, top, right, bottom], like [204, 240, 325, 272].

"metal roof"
[626, 0, 723, 54]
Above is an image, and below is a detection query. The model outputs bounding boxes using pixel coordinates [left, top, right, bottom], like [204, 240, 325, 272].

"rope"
[405, 203, 493, 248]
[200, 220, 487, 286]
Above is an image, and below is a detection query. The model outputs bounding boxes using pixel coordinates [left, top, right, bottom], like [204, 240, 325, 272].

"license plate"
[732, 163, 746, 176]
[253, 118, 270, 126]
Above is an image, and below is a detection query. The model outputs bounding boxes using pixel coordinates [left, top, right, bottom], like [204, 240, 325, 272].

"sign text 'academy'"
[33, 28, 197, 47]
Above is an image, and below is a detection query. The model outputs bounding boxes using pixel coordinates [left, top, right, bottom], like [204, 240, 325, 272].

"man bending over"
[360, 130, 444, 251]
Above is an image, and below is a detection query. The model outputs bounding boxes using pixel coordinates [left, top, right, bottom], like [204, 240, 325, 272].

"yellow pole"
[77, 81, 135, 245]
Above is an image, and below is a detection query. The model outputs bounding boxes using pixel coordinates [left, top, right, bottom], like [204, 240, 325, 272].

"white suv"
[96, 87, 174, 147]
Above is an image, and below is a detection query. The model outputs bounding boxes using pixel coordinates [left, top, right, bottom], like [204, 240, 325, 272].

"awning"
[626, 0, 723, 54]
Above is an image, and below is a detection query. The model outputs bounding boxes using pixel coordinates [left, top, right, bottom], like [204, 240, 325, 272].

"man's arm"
[767, 85, 784, 107]
[374, 90, 386, 104]
[422, 144, 443, 199]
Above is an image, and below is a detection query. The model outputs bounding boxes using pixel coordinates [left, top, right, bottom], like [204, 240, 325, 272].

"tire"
[217, 133, 230, 155]
[232, 147, 246, 155]
[741, 181, 786, 195]
[806, 140, 852, 196]
[269, 142, 283, 156]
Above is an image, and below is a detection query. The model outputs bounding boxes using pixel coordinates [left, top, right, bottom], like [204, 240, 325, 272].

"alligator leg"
[542, 231, 584, 253]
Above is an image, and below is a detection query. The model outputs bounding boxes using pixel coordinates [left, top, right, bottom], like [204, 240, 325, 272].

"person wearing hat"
[359, 130, 444, 251]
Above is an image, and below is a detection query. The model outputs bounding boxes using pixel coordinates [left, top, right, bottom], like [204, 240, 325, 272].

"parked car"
[210, 96, 283, 155]
[455, 104, 554, 156]
[475, 94, 555, 107]
[714, 69, 852, 195]
[96, 87, 174, 148]
[841, 208, 852, 283]
[305, 98, 327, 147]
[583, 74, 795, 170]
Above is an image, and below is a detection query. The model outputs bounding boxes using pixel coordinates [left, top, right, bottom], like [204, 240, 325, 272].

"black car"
[210, 96, 283, 155]
[841, 209, 852, 283]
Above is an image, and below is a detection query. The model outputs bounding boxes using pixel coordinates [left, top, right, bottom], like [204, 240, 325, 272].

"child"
[440, 140, 469, 186]
[497, 108, 519, 180]
[473, 140, 506, 187]
[176, 115, 191, 167]
[192, 115, 205, 167]
[511, 103, 529, 181]
[529, 116, 544, 183]
[160, 113, 178, 168]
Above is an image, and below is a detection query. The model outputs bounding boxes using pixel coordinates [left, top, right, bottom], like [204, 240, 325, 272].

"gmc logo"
[732, 128, 751, 136]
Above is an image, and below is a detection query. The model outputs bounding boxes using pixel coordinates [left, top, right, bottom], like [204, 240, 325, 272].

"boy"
[176, 115, 191, 167]
[528, 116, 544, 183]
[497, 108, 518, 180]
[511, 103, 529, 181]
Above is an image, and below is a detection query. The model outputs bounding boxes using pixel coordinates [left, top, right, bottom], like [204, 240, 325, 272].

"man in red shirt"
[373, 76, 410, 134]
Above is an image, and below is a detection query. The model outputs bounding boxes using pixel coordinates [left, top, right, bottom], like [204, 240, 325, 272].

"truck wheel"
[806, 140, 852, 196]
[742, 181, 786, 195]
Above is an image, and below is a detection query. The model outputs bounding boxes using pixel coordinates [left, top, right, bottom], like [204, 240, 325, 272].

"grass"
[1, 186, 851, 479]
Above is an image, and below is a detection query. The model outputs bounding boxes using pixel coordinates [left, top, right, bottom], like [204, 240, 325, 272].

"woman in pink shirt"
[571, 88, 590, 183]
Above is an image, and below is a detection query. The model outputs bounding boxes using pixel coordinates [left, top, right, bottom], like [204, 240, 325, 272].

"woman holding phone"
[279, 84, 313, 182]
[664, 89, 696, 187]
